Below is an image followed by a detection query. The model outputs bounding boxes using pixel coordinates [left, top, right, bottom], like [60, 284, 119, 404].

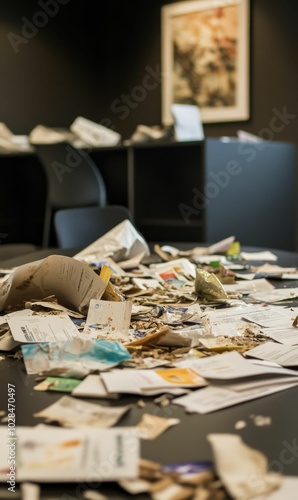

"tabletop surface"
[1, 244, 298, 499]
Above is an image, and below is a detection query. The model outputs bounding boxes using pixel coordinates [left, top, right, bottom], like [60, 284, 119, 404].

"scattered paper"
[246, 341, 298, 367]
[101, 368, 197, 396]
[250, 288, 298, 303]
[173, 381, 298, 414]
[34, 377, 81, 393]
[72, 374, 119, 399]
[34, 395, 131, 428]
[0, 426, 139, 482]
[0, 255, 107, 314]
[174, 351, 298, 381]
[21, 338, 131, 377]
[263, 327, 298, 346]
[74, 220, 150, 264]
[207, 433, 282, 499]
[136, 413, 180, 440]
[240, 251, 278, 261]
[84, 299, 132, 341]
[242, 307, 293, 328]
[7, 314, 80, 343]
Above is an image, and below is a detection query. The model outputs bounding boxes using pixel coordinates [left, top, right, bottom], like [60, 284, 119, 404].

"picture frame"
[161, 0, 250, 124]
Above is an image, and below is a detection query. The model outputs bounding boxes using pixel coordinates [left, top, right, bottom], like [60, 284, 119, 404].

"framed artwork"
[161, 0, 250, 124]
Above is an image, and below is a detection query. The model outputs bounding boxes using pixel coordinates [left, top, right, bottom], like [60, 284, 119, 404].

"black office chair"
[35, 142, 107, 248]
[54, 205, 133, 249]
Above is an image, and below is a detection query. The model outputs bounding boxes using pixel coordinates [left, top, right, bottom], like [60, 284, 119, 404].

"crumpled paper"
[207, 433, 282, 499]
[73, 219, 150, 264]
[195, 268, 228, 301]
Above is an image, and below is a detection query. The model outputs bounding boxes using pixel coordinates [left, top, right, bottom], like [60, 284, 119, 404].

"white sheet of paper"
[242, 307, 293, 328]
[72, 374, 119, 399]
[0, 426, 139, 482]
[246, 341, 298, 367]
[263, 327, 298, 346]
[171, 103, 204, 141]
[34, 395, 130, 427]
[7, 314, 80, 342]
[206, 304, 264, 337]
[174, 380, 298, 414]
[225, 375, 298, 393]
[0, 308, 33, 326]
[101, 368, 205, 395]
[73, 219, 150, 264]
[250, 288, 298, 303]
[254, 263, 297, 274]
[84, 299, 132, 341]
[174, 351, 298, 380]
[240, 251, 278, 261]
[224, 278, 275, 295]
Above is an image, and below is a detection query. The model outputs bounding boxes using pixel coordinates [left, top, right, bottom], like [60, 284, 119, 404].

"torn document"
[83, 299, 132, 341]
[0, 255, 107, 314]
[7, 314, 80, 343]
[34, 395, 131, 427]
[21, 338, 131, 377]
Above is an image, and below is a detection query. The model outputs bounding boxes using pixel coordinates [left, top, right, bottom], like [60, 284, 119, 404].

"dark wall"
[1, 0, 297, 145]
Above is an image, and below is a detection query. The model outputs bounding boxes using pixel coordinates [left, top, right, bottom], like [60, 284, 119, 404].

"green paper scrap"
[34, 377, 82, 393]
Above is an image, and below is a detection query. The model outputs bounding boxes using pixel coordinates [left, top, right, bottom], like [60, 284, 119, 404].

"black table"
[1, 245, 298, 499]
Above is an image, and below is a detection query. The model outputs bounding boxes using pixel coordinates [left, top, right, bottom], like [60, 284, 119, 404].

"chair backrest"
[54, 205, 133, 248]
[35, 142, 107, 247]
